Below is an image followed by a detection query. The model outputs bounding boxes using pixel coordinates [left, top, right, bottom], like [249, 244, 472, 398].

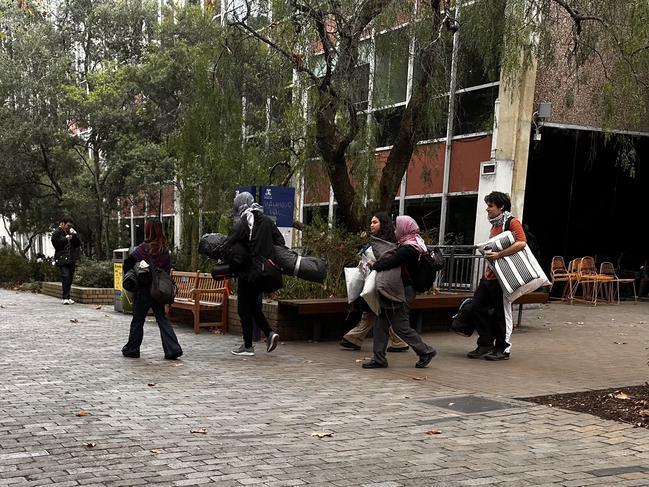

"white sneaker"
[62, 299, 70, 305]
[67, 299, 75, 304]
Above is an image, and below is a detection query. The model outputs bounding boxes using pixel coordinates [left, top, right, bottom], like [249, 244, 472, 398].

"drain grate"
[586, 466, 649, 477]
[421, 395, 517, 414]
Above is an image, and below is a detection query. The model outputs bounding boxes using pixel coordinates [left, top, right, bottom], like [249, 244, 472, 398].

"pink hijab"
[395, 216, 428, 254]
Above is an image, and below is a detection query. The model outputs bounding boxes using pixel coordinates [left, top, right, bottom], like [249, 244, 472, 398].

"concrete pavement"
[1, 289, 648, 486]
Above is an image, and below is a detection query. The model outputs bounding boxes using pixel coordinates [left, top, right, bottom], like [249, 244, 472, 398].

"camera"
[69, 228, 77, 235]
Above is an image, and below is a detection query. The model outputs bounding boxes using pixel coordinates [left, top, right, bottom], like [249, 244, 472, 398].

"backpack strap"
[504, 215, 514, 232]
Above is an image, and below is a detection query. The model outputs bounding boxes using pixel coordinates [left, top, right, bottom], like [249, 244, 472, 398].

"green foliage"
[0, 248, 31, 283]
[73, 260, 113, 288]
[273, 220, 366, 299]
[29, 259, 59, 283]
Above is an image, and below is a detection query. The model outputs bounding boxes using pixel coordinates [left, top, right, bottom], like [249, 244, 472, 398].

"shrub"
[74, 260, 113, 288]
[273, 221, 366, 299]
[29, 258, 59, 283]
[0, 248, 31, 283]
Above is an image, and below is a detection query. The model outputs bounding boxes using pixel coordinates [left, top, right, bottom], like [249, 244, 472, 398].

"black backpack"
[411, 249, 445, 293]
[142, 246, 176, 305]
[150, 265, 176, 304]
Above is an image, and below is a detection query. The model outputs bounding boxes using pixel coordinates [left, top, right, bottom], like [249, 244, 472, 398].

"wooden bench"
[278, 291, 550, 339]
[169, 271, 230, 334]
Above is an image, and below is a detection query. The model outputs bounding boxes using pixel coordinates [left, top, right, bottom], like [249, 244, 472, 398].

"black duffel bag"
[246, 255, 283, 293]
[211, 263, 232, 280]
[122, 269, 139, 293]
[450, 298, 475, 337]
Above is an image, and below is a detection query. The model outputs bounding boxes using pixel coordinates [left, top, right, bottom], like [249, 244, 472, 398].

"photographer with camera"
[51, 217, 81, 305]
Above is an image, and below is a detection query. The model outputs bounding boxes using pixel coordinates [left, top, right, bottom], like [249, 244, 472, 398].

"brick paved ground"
[1, 289, 648, 486]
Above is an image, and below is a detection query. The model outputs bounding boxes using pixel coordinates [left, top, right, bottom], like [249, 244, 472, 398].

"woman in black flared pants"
[121, 220, 182, 360]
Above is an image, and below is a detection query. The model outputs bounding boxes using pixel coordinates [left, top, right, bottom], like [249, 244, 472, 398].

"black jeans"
[472, 278, 508, 351]
[59, 264, 75, 299]
[122, 287, 182, 359]
[238, 278, 273, 348]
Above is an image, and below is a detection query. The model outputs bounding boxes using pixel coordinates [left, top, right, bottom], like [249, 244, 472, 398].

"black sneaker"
[231, 344, 255, 356]
[467, 346, 493, 359]
[387, 345, 410, 352]
[340, 338, 361, 350]
[362, 359, 388, 369]
[484, 350, 510, 361]
[415, 349, 437, 368]
[266, 332, 279, 353]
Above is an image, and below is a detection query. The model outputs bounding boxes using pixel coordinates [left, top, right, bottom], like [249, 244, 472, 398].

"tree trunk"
[378, 4, 445, 212]
[315, 90, 365, 232]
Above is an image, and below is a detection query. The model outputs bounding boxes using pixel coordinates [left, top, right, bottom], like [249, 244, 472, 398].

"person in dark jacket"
[224, 191, 283, 356]
[121, 220, 182, 360]
[51, 217, 81, 304]
[362, 215, 437, 369]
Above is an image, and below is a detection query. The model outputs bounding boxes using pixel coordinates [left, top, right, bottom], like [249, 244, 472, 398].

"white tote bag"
[344, 267, 365, 304]
[360, 270, 381, 315]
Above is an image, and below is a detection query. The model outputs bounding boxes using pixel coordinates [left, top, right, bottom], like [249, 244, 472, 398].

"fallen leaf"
[448, 402, 455, 406]
[70, 319, 79, 323]
[76, 410, 91, 417]
[0, 305, 4, 308]
[150, 448, 162, 454]
[564, 321, 573, 325]
[84, 442, 96, 448]
[355, 359, 363, 363]
[613, 341, 628, 345]
[95, 305, 102, 310]
[639, 410, 649, 417]
[576, 321, 584, 325]
[613, 392, 630, 400]
[412, 376, 428, 381]
[172, 363, 183, 367]
[425, 430, 442, 435]
[190, 428, 207, 434]
[147, 383, 156, 387]
[638, 321, 646, 324]
[311, 431, 333, 438]
[304, 360, 313, 364]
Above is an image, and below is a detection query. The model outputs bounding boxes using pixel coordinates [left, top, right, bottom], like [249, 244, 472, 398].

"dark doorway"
[523, 127, 648, 274]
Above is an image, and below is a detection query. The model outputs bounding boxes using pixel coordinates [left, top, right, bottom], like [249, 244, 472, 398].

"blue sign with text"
[259, 186, 295, 227]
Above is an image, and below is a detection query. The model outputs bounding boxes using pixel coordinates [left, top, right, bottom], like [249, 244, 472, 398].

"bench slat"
[169, 270, 230, 334]
[278, 291, 550, 316]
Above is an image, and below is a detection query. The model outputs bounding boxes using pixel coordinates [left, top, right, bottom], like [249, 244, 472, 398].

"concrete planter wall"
[41, 282, 114, 305]
[226, 295, 456, 341]
[227, 296, 311, 341]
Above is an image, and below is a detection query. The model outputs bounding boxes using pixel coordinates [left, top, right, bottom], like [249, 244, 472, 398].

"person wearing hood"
[468, 191, 527, 361]
[362, 215, 437, 369]
[223, 191, 284, 356]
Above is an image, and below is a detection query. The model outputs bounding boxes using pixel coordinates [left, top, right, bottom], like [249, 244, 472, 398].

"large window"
[373, 28, 409, 108]
[454, 85, 498, 135]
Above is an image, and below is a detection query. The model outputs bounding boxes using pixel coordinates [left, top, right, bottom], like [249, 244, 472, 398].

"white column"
[173, 180, 183, 250]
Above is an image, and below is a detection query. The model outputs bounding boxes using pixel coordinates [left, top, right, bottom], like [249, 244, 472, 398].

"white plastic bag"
[360, 270, 380, 315]
[344, 267, 365, 303]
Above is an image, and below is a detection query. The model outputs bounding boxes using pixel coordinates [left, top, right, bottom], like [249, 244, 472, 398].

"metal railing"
[430, 245, 485, 293]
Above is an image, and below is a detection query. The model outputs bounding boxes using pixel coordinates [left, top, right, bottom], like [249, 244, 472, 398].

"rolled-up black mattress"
[198, 233, 227, 259]
[272, 245, 328, 283]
